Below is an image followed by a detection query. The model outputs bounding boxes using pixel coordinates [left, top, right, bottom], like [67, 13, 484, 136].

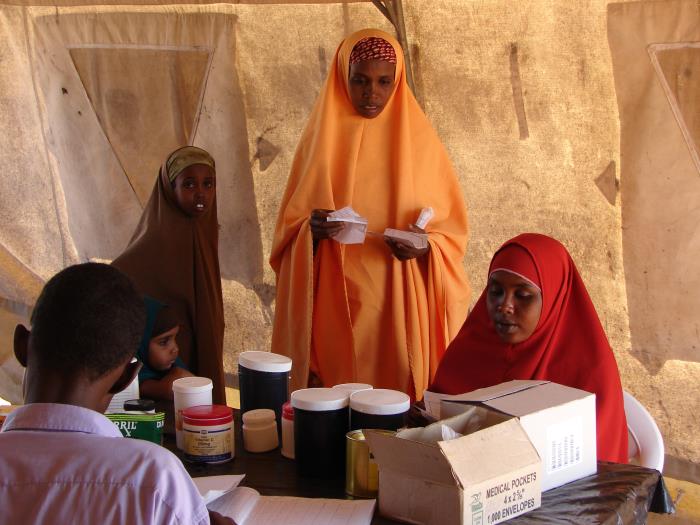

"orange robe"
[270, 29, 471, 398]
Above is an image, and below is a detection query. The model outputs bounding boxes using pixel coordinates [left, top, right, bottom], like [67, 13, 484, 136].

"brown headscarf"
[113, 146, 225, 404]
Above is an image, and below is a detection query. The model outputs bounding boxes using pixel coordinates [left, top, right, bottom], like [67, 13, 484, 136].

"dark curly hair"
[30, 263, 146, 380]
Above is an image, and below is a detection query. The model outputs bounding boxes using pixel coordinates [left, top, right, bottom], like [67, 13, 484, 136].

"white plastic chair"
[623, 391, 664, 472]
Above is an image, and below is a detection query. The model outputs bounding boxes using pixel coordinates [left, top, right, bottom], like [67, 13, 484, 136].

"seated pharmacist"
[0, 263, 234, 525]
[428, 233, 629, 463]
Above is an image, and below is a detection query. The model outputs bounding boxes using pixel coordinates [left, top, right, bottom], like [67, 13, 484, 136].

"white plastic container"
[182, 404, 234, 464]
[349, 388, 410, 431]
[242, 408, 279, 453]
[332, 383, 373, 395]
[172, 376, 213, 450]
[292, 388, 349, 478]
[281, 401, 295, 459]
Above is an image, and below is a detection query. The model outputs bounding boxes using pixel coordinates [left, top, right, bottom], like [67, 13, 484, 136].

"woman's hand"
[310, 209, 344, 241]
[385, 224, 430, 261]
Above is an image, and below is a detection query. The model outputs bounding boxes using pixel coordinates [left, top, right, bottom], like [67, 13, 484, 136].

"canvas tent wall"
[0, 0, 697, 482]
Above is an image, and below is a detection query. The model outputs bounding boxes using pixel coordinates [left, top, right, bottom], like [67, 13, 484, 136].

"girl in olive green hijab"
[113, 146, 226, 404]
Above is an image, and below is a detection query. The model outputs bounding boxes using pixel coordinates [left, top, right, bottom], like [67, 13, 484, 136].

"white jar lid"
[172, 376, 213, 393]
[350, 389, 410, 415]
[291, 388, 349, 411]
[242, 408, 277, 425]
[332, 383, 373, 394]
[239, 351, 292, 373]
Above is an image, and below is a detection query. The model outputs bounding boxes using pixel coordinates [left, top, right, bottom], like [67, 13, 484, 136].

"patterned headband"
[349, 37, 397, 64]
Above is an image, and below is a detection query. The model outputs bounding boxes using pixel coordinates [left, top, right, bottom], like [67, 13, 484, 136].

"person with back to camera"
[270, 29, 471, 398]
[0, 263, 235, 524]
[420, 233, 628, 463]
[113, 146, 226, 404]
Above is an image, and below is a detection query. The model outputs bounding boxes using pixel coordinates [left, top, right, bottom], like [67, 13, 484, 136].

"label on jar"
[183, 425, 234, 463]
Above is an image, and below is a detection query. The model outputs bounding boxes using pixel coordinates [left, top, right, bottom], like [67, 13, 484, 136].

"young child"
[113, 146, 226, 404]
[138, 297, 193, 400]
[0, 263, 233, 524]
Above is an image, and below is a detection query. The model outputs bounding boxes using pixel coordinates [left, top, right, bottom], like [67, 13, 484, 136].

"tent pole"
[371, 0, 416, 93]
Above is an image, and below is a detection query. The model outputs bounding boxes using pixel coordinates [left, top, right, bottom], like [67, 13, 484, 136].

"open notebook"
[193, 475, 376, 525]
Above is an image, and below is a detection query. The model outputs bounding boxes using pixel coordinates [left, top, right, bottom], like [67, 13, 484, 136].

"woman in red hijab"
[431, 233, 628, 463]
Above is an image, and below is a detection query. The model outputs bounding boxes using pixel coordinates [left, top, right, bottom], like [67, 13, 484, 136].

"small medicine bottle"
[242, 409, 279, 453]
[281, 402, 295, 459]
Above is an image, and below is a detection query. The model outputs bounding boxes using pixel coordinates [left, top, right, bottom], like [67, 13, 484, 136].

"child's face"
[348, 59, 396, 118]
[147, 326, 180, 371]
[172, 164, 216, 218]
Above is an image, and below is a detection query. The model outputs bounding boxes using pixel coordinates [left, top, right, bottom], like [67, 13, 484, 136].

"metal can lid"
[349, 389, 410, 415]
[123, 399, 156, 412]
[239, 351, 292, 373]
[182, 404, 232, 426]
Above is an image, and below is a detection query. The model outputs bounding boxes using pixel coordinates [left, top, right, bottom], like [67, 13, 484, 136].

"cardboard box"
[366, 410, 541, 525]
[438, 380, 597, 491]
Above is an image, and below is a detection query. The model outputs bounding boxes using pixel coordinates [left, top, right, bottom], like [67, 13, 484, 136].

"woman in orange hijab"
[270, 29, 471, 397]
[431, 233, 628, 463]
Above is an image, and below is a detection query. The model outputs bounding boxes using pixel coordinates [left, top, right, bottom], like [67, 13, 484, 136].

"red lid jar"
[182, 404, 233, 426]
[182, 404, 234, 464]
[282, 401, 294, 421]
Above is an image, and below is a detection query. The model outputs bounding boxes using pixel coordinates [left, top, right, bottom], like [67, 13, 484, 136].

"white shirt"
[0, 403, 210, 525]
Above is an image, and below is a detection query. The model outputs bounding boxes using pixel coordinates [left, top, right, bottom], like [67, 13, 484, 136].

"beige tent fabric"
[0, 2, 393, 402]
[0, 0, 698, 480]
[608, 0, 700, 481]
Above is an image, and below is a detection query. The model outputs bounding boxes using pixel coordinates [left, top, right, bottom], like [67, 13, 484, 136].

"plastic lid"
[172, 376, 213, 393]
[291, 388, 349, 411]
[123, 399, 155, 412]
[239, 351, 292, 373]
[332, 383, 373, 394]
[282, 401, 294, 420]
[182, 404, 232, 424]
[350, 389, 410, 415]
[242, 408, 276, 425]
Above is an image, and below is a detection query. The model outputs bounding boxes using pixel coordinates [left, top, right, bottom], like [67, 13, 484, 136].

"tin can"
[345, 429, 395, 498]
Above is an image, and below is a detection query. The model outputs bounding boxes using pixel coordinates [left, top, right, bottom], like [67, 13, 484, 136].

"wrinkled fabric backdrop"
[0, 0, 697, 481]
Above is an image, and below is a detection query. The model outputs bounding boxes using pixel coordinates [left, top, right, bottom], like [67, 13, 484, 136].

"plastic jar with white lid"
[281, 402, 295, 459]
[242, 409, 279, 453]
[182, 404, 234, 464]
[238, 351, 292, 432]
[291, 388, 349, 478]
[349, 388, 410, 431]
[172, 377, 213, 450]
[332, 383, 373, 395]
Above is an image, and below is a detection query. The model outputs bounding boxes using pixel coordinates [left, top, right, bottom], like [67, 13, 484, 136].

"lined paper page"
[208, 487, 259, 525]
[247, 496, 375, 525]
